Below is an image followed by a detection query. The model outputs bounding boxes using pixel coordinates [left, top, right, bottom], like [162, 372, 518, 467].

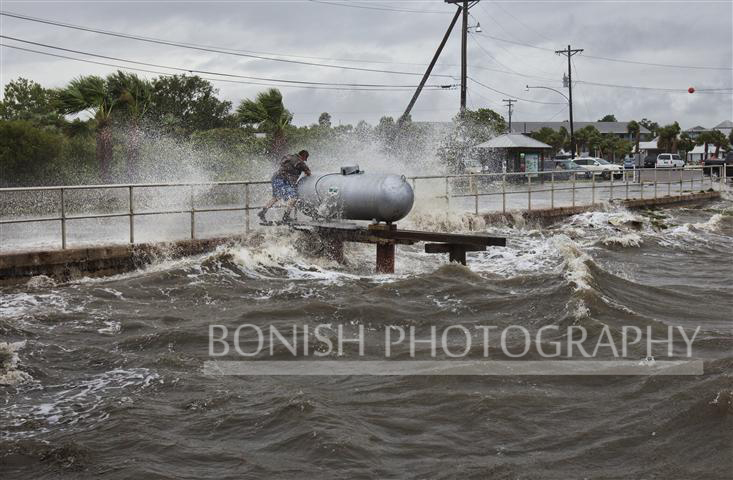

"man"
[258, 150, 311, 223]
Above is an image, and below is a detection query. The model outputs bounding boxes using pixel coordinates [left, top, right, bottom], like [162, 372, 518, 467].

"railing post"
[723, 164, 727, 187]
[720, 162, 728, 188]
[527, 173, 532, 211]
[445, 176, 450, 208]
[679, 169, 683, 195]
[129, 186, 134, 244]
[572, 172, 576, 207]
[591, 173, 596, 205]
[550, 171, 555, 209]
[654, 167, 657, 199]
[244, 183, 251, 234]
[190, 185, 195, 240]
[502, 173, 506, 214]
[609, 170, 614, 201]
[640, 168, 644, 200]
[625, 169, 629, 200]
[668, 169, 672, 196]
[60, 188, 66, 250]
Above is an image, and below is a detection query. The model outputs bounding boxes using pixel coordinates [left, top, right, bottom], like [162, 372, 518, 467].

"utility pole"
[445, 0, 478, 113]
[555, 45, 583, 158]
[399, 7, 462, 125]
[502, 99, 516, 132]
[460, 0, 468, 112]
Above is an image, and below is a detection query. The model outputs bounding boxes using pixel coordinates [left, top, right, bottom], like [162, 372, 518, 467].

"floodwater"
[1, 199, 732, 478]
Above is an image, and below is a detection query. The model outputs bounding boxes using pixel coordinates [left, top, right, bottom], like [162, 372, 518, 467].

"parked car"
[643, 155, 657, 168]
[623, 157, 636, 169]
[701, 151, 733, 176]
[553, 159, 590, 179]
[656, 153, 685, 168]
[573, 157, 623, 179]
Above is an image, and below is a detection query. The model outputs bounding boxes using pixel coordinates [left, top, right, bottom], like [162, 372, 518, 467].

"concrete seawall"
[0, 190, 722, 284]
[0, 236, 243, 285]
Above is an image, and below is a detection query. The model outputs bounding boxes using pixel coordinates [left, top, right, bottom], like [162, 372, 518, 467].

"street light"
[526, 84, 574, 158]
[525, 85, 569, 102]
[468, 22, 481, 33]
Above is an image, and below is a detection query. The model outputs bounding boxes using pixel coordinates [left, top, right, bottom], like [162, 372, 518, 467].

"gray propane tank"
[297, 166, 414, 222]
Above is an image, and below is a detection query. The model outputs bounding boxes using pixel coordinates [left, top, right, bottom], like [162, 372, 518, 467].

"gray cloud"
[1, 0, 731, 128]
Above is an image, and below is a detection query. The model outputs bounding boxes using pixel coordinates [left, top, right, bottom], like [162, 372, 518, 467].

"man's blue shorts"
[271, 176, 297, 200]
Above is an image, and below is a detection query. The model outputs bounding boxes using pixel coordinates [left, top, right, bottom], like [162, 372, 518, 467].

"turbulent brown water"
[2, 201, 732, 479]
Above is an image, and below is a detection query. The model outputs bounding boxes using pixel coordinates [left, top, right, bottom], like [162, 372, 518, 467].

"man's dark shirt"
[275, 154, 311, 185]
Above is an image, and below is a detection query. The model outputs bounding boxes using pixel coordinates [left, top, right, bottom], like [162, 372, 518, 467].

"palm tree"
[56, 75, 119, 182]
[709, 130, 730, 158]
[236, 89, 292, 157]
[656, 122, 681, 153]
[107, 72, 152, 181]
[627, 120, 641, 159]
[696, 131, 716, 160]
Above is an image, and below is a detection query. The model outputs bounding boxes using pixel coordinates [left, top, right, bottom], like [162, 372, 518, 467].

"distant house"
[683, 120, 732, 139]
[713, 120, 733, 138]
[473, 133, 552, 173]
[636, 138, 661, 158]
[683, 125, 710, 139]
[510, 121, 650, 142]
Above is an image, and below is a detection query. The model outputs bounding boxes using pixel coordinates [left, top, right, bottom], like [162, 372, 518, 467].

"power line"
[0, 10, 451, 77]
[467, 76, 566, 105]
[4, 10, 730, 72]
[0, 44, 452, 92]
[307, 0, 451, 14]
[483, 0, 554, 44]
[1, 35, 457, 89]
[471, 26, 732, 71]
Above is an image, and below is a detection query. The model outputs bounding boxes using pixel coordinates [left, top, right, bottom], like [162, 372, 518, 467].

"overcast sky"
[1, 0, 731, 129]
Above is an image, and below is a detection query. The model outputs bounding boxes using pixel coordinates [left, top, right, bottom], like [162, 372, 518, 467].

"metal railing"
[0, 180, 270, 249]
[408, 165, 726, 215]
[0, 165, 727, 251]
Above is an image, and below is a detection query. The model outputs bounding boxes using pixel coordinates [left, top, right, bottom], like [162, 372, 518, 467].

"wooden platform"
[289, 221, 507, 273]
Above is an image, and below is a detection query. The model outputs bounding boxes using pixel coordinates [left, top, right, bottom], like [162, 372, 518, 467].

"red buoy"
[688, 87, 695, 93]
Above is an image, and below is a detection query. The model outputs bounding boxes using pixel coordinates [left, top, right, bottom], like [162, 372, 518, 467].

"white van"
[656, 153, 685, 168]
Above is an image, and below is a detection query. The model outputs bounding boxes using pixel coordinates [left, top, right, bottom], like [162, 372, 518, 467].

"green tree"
[529, 127, 556, 145]
[55, 75, 120, 182]
[0, 78, 60, 125]
[149, 75, 232, 135]
[598, 114, 617, 122]
[677, 132, 695, 158]
[318, 112, 332, 128]
[190, 128, 264, 178]
[695, 131, 716, 160]
[639, 118, 659, 139]
[709, 130, 730, 157]
[463, 108, 507, 134]
[657, 122, 681, 153]
[436, 108, 506, 172]
[236, 88, 292, 157]
[0, 120, 66, 186]
[574, 125, 601, 155]
[107, 71, 153, 180]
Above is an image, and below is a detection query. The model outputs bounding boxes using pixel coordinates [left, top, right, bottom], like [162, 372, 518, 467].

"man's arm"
[300, 161, 312, 176]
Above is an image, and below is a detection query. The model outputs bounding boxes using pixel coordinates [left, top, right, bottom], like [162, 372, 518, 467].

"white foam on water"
[0, 291, 82, 321]
[1, 367, 160, 439]
[0, 340, 32, 386]
[601, 233, 643, 247]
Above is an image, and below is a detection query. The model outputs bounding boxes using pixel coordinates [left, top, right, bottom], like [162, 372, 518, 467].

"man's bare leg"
[281, 197, 298, 222]
[258, 197, 279, 221]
